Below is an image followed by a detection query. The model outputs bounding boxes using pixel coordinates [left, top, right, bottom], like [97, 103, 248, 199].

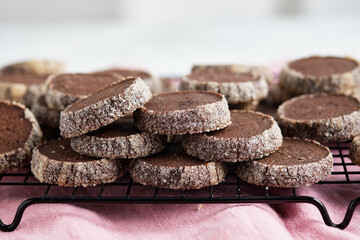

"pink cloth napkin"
[1, 182, 360, 239]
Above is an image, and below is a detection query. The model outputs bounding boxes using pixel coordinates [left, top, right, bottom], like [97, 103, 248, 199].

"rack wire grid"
[1, 142, 360, 232]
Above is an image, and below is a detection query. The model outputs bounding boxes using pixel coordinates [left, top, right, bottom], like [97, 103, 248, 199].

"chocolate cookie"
[133, 90, 231, 135]
[130, 147, 227, 190]
[45, 73, 120, 110]
[279, 56, 360, 97]
[1, 60, 65, 75]
[95, 68, 162, 93]
[0, 73, 49, 106]
[277, 93, 360, 142]
[191, 64, 272, 82]
[70, 117, 166, 159]
[60, 77, 151, 138]
[350, 136, 360, 166]
[182, 110, 282, 162]
[31, 95, 60, 129]
[0, 101, 42, 173]
[181, 72, 268, 105]
[31, 139, 126, 187]
[237, 138, 333, 188]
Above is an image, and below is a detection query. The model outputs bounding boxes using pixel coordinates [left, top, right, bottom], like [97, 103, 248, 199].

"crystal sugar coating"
[60, 77, 152, 138]
[237, 138, 333, 188]
[277, 93, 360, 142]
[134, 91, 231, 135]
[182, 110, 282, 162]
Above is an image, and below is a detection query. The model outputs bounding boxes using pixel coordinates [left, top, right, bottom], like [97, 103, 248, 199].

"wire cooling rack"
[0, 142, 359, 232]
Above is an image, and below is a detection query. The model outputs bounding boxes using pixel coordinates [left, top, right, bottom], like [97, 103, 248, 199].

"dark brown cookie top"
[256, 138, 329, 166]
[207, 110, 273, 138]
[142, 147, 204, 167]
[144, 91, 222, 112]
[281, 94, 360, 120]
[38, 138, 96, 162]
[49, 73, 118, 96]
[65, 78, 135, 112]
[87, 117, 139, 138]
[0, 73, 48, 85]
[186, 72, 258, 83]
[95, 69, 151, 79]
[289, 56, 358, 77]
[0, 102, 33, 153]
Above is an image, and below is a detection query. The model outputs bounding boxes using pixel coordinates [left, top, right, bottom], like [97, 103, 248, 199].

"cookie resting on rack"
[277, 93, 360, 142]
[31, 139, 126, 187]
[130, 146, 227, 190]
[0, 101, 42, 174]
[237, 138, 333, 188]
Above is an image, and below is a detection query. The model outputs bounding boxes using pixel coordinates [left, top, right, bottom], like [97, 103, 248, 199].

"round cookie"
[1, 60, 65, 76]
[45, 73, 120, 110]
[31, 95, 60, 128]
[60, 77, 152, 138]
[181, 72, 268, 105]
[182, 110, 282, 162]
[0, 73, 49, 106]
[277, 93, 360, 142]
[279, 56, 360, 97]
[0, 101, 42, 174]
[237, 138, 333, 188]
[130, 147, 227, 190]
[31, 139, 126, 187]
[133, 90, 231, 135]
[94, 68, 162, 93]
[350, 136, 360, 166]
[70, 117, 166, 159]
[191, 64, 272, 82]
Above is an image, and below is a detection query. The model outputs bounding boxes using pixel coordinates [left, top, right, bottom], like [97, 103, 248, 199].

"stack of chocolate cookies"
[2, 57, 349, 190]
[31, 77, 153, 187]
[131, 90, 232, 189]
[33, 69, 157, 129]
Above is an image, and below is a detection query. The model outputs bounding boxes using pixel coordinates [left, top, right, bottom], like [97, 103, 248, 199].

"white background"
[0, 0, 359, 75]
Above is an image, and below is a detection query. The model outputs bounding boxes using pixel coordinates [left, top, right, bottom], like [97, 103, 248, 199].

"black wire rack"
[1, 142, 360, 232]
